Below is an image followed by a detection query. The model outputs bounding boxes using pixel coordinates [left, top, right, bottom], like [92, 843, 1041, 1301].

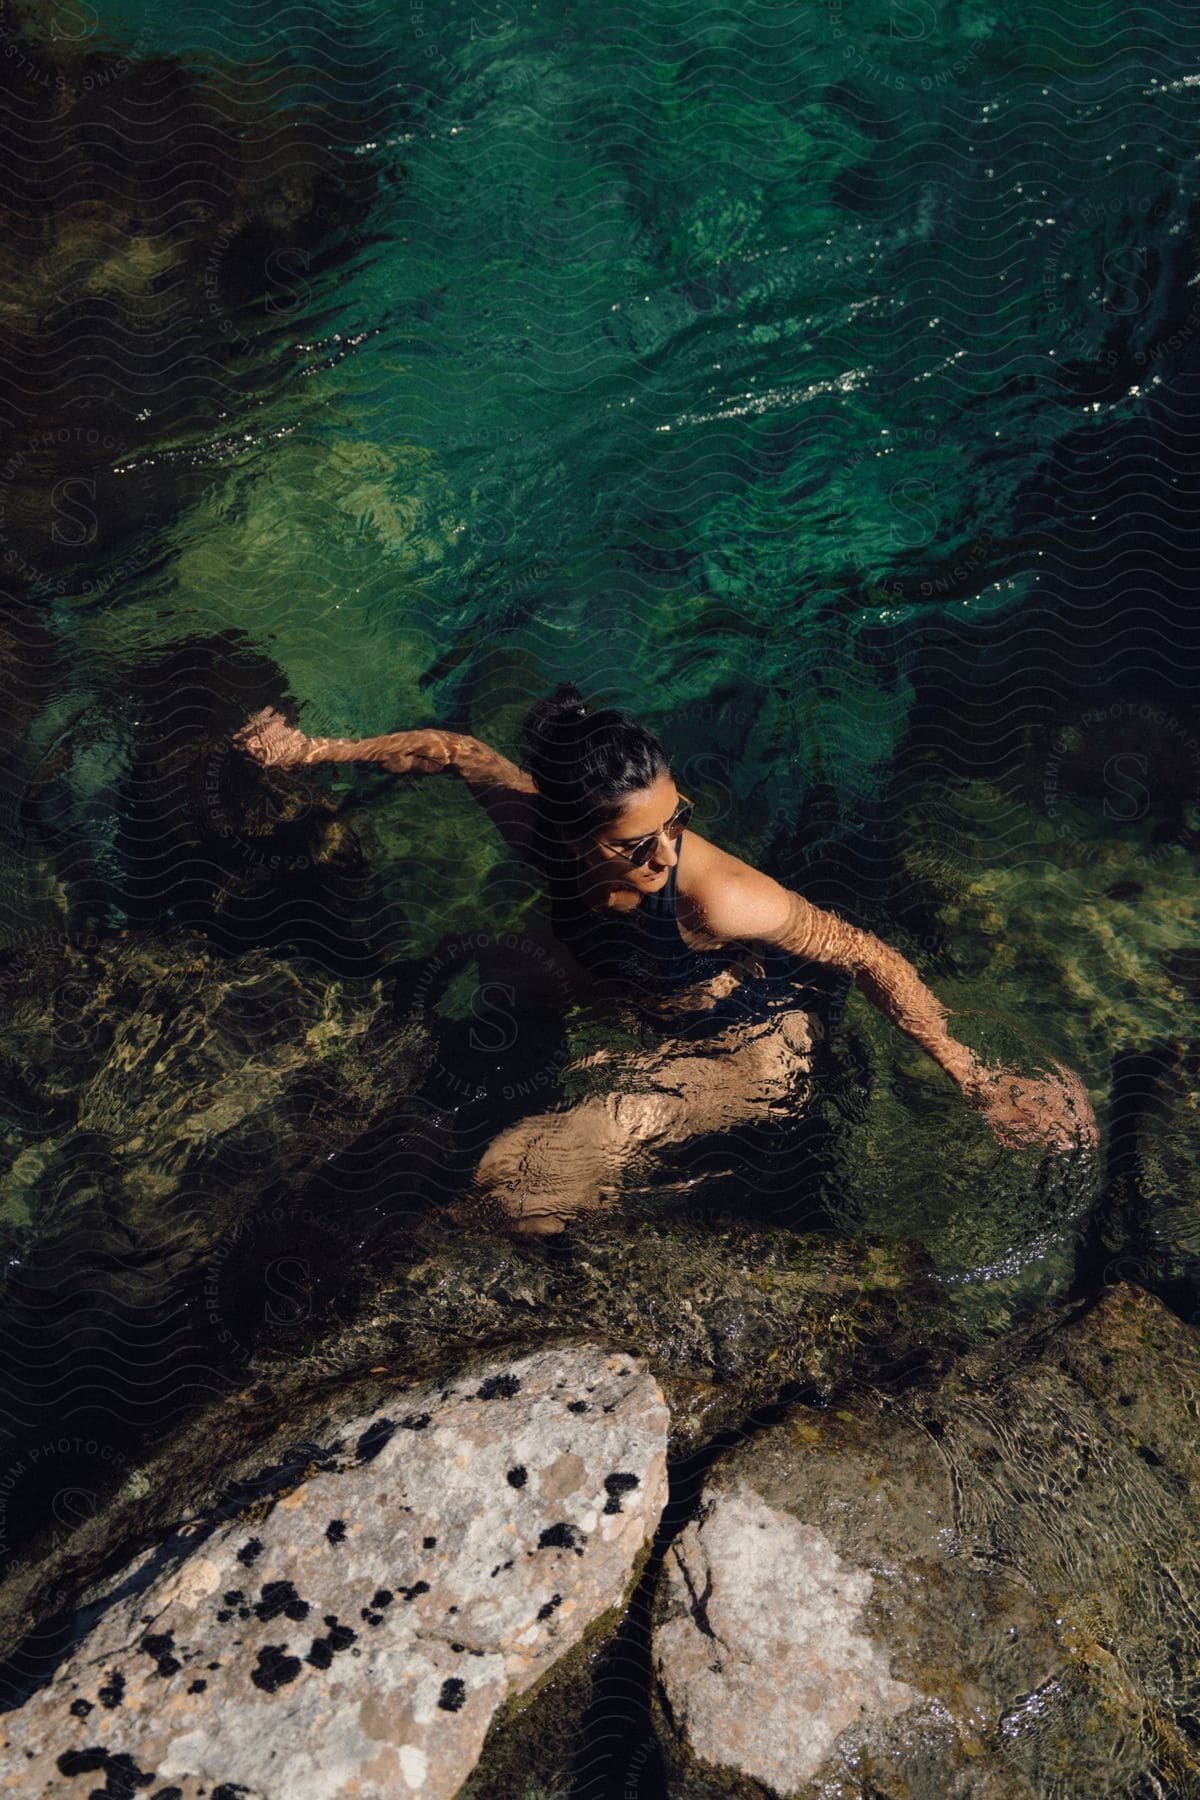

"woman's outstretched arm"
[232, 706, 539, 857]
[679, 835, 1098, 1153]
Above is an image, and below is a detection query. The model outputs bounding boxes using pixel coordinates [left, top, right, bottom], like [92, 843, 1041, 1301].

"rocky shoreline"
[1, 1284, 1198, 1797]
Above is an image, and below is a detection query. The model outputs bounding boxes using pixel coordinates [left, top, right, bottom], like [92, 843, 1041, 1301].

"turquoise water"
[1, 0, 1199, 1619]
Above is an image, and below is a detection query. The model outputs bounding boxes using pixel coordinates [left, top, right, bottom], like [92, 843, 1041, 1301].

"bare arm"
[679, 834, 1098, 1152]
[231, 706, 539, 859]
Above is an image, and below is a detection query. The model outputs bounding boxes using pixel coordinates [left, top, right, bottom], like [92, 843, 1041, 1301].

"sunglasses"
[599, 794, 694, 867]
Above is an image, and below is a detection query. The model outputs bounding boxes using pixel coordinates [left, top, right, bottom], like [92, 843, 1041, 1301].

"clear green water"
[0, 0, 1194, 1785]
[6, 0, 1200, 1309]
[1, 2, 1199, 1743]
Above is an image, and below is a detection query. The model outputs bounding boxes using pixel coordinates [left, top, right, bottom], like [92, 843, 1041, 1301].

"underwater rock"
[0, 1346, 668, 1799]
[0, 7, 384, 597]
[651, 1281, 1200, 1797]
[0, 924, 432, 1572]
[352, 1217, 965, 1457]
[0, 928, 430, 1300]
[110, 630, 407, 964]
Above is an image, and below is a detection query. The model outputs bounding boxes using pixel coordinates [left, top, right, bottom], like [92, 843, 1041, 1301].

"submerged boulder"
[652, 1281, 1200, 1798]
[315, 1214, 966, 1457]
[0, 925, 432, 1573]
[0, 1346, 668, 1799]
[0, 929, 430, 1300]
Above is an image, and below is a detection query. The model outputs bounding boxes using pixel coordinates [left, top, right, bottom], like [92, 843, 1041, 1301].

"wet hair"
[518, 682, 672, 856]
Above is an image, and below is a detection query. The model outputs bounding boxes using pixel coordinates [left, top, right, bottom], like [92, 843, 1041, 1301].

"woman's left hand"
[961, 1058, 1099, 1153]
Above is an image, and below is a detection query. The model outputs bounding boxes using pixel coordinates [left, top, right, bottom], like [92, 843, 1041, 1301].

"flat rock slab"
[652, 1282, 1200, 1798]
[1, 1346, 668, 1799]
[655, 1486, 919, 1793]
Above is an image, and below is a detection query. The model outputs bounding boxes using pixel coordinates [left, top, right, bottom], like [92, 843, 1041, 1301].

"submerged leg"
[466, 1007, 820, 1233]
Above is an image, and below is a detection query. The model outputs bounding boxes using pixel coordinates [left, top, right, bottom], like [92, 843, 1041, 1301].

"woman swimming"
[232, 684, 1099, 1231]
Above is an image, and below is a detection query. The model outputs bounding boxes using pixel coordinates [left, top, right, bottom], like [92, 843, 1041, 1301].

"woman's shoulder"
[675, 829, 797, 946]
[675, 828, 757, 900]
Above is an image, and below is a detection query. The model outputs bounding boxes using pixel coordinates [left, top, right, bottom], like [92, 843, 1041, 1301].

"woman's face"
[574, 772, 684, 895]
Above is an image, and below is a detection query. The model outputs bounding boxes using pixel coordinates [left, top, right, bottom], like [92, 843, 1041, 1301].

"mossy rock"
[648, 1281, 1200, 1798]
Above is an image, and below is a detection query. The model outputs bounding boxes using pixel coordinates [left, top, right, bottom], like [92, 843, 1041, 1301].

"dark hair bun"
[518, 683, 589, 763]
[518, 682, 671, 855]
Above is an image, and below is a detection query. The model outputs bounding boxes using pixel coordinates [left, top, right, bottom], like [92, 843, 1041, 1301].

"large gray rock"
[0, 1345, 668, 1799]
[652, 1283, 1200, 1798]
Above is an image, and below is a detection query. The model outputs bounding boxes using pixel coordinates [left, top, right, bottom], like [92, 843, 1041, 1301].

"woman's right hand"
[232, 705, 312, 767]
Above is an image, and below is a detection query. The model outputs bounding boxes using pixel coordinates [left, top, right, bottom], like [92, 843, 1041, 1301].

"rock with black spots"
[0, 1345, 667, 1798]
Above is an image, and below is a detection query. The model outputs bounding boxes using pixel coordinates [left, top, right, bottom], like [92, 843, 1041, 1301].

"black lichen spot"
[438, 1677, 467, 1712]
[250, 1644, 302, 1694]
[58, 1746, 157, 1792]
[236, 1537, 265, 1566]
[616, 1366, 632, 1376]
[476, 1373, 521, 1401]
[206, 1662, 221, 1672]
[423, 1535, 438, 1548]
[57, 1748, 109, 1776]
[187, 1679, 207, 1695]
[238, 1606, 252, 1619]
[255, 1580, 310, 1624]
[356, 1418, 396, 1463]
[537, 1521, 584, 1553]
[536, 1593, 563, 1622]
[360, 1609, 384, 1627]
[398, 1580, 430, 1602]
[98, 1669, 125, 1710]
[490, 1559, 514, 1578]
[142, 1632, 182, 1678]
[506, 1466, 527, 1489]
[325, 1518, 347, 1544]
[223, 1590, 245, 1605]
[567, 1400, 589, 1413]
[305, 1622, 357, 1671]
[603, 1472, 641, 1515]
[152, 1788, 185, 1799]
[69, 1698, 93, 1717]
[372, 1588, 394, 1608]
[216, 1610, 233, 1623]
[213, 1785, 255, 1799]
[400, 1412, 431, 1431]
